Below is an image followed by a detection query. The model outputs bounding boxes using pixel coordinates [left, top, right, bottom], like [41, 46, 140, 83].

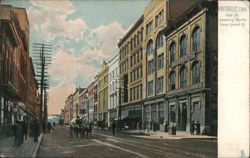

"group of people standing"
[190, 120, 201, 135]
[12, 118, 40, 146]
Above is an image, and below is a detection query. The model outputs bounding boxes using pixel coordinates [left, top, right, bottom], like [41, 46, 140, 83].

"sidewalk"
[0, 134, 44, 157]
[121, 130, 217, 140]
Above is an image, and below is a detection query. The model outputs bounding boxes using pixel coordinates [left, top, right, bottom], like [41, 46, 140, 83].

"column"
[186, 94, 191, 132]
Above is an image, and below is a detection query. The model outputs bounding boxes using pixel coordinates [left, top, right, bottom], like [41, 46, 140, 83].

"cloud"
[48, 47, 98, 114]
[47, 80, 75, 115]
[27, 0, 87, 41]
[86, 21, 126, 62]
[47, 21, 126, 114]
[49, 48, 98, 82]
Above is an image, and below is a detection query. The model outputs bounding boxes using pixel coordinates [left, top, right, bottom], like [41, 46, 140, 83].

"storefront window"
[192, 102, 201, 122]
[158, 102, 165, 124]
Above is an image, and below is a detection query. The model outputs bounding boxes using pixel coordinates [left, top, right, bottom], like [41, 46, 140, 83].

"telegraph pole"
[32, 43, 52, 133]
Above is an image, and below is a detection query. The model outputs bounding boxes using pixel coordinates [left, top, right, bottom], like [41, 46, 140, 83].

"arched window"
[156, 32, 163, 49]
[169, 71, 176, 90]
[169, 42, 176, 65]
[192, 26, 201, 53]
[180, 66, 187, 88]
[192, 61, 200, 84]
[147, 40, 154, 55]
[180, 35, 187, 57]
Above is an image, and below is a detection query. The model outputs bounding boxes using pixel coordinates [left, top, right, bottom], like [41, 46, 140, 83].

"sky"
[2, 0, 150, 115]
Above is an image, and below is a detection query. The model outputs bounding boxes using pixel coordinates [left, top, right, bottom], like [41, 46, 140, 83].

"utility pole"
[32, 43, 52, 133]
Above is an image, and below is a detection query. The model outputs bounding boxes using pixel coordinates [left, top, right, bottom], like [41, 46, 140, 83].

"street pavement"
[37, 126, 217, 158]
[0, 133, 43, 157]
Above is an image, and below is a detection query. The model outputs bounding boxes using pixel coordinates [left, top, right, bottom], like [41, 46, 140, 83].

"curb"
[32, 133, 44, 158]
[120, 131, 150, 136]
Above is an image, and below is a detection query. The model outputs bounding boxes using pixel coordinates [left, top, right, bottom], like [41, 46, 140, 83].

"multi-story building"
[118, 15, 144, 130]
[64, 94, 73, 124]
[107, 55, 119, 127]
[93, 76, 98, 123]
[72, 88, 85, 119]
[27, 57, 38, 118]
[163, 0, 218, 135]
[118, 0, 201, 131]
[0, 4, 36, 135]
[97, 61, 109, 126]
[86, 82, 94, 123]
[143, 0, 168, 130]
[79, 89, 87, 118]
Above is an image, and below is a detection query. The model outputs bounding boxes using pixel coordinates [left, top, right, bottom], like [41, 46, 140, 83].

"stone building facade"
[97, 61, 109, 126]
[164, 0, 218, 135]
[118, 15, 144, 130]
[107, 55, 119, 127]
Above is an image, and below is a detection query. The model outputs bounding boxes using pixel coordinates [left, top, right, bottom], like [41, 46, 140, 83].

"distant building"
[64, 94, 73, 124]
[72, 88, 85, 119]
[108, 55, 119, 127]
[96, 61, 109, 126]
[86, 82, 95, 123]
[93, 76, 98, 122]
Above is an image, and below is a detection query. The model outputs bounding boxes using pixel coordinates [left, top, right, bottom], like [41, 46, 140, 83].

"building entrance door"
[181, 103, 187, 131]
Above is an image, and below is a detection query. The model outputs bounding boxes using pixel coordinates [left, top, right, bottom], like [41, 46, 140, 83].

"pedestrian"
[89, 122, 93, 137]
[47, 122, 52, 133]
[33, 119, 39, 142]
[112, 121, 116, 135]
[16, 120, 23, 146]
[153, 120, 157, 133]
[70, 124, 73, 138]
[196, 121, 200, 135]
[190, 120, 195, 135]
[12, 122, 17, 146]
[22, 121, 28, 140]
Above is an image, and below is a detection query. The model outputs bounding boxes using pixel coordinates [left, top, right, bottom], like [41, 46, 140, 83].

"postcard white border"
[218, 0, 249, 157]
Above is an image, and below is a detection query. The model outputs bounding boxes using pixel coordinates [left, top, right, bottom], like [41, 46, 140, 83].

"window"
[131, 88, 134, 101]
[135, 87, 138, 100]
[156, 77, 163, 94]
[134, 35, 137, 48]
[146, 40, 154, 55]
[146, 21, 153, 35]
[130, 38, 133, 51]
[155, 10, 164, 28]
[180, 35, 187, 57]
[156, 32, 163, 49]
[147, 81, 153, 96]
[140, 49, 143, 60]
[137, 86, 140, 99]
[155, 15, 160, 28]
[137, 68, 139, 79]
[180, 66, 187, 88]
[137, 32, 140, 45]
[141, 28, 144, 42]
[169, 42, 176, 65]
[192, 26, 201, 53]
[140, 66, 143, 78]
[147, 59, 154, 74]
[157, 54, 164, 70]
[169, 71, 176, 90]
[192, 61, 200, 84]
[158, 102, 165, 124]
